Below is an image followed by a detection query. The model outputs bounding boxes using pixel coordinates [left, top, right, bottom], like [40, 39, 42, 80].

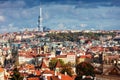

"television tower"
[38, 6, 43, 32]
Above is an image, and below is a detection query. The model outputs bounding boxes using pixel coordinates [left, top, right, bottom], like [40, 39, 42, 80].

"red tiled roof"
[80, 55, 92, 59]
[36, 54, 51, 57]
[80, 55, 86, 58]
[42, 70, 54, 74]
[27, 77, 40, 80]
[72, 75, 77, 80]
[43, 58, 49, 61]
[34, 70, 41, 76]
[61, 74, 74, 80]
[25, 64, 35, 70]
[47, 76, 51, 80]
[55, 60, 62, 68]
[3, 47, 9, 51]
[0, 67, 4, 72]
[92, 46, 105, 51]
[67, 52, 75, 55]
[50, 76, 60, 80]
[56, 55, 67, 58]
[43, 73, 74, 80]
[86, 54, 92, 58]
[21, 73, 28, 77]
[107, 55, 119, 60]
[40, 61, 48, 68]
[103, 65, 120, 75]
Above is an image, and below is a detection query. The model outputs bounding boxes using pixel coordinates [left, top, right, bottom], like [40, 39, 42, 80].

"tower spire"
[38, 1, 43, 32]
[40, 7, 42, 17]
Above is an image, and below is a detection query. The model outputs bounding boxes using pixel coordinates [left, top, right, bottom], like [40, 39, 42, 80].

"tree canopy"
[45, 32, 116, 42]
[60, 62, 74, 77]
[10, 67, 23, 80]
[49, 58, 64, 70]
[75, 62, 95, 80]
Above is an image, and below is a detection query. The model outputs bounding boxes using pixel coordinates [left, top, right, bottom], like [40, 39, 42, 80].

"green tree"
[60, 62, 74, 76]
[75, 62, 95, 80]
[49, 59, 64, 70]
[10, 67, 23, 80]
[45, 31, 116, 42]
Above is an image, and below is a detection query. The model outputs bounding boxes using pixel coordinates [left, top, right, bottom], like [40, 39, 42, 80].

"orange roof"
[3, 47, 9, 51]
[43, 70, 54, 74]
[67, 52, 75, 55]
[56, 55, 66, 58]
[49, 76, 59, 80]
[25, 64, 35, 70]
[107, 55, 119, 59]
[27, 77, 39, 80]
[80, 55, 86, 58]
[35, 70, 41, 76]
[80, 55, 92, 59]
[47, 74, 74, 80]
[0, 67, 4, 72]
[61, 74, 73, 80]
[86, 54, 92, 58]
[55, 60, 62, 68]
[91, 46, 104, 51]
[72, 75, 77, 80]
[40, 61, 48, 68]
[47, 76, 51, 80]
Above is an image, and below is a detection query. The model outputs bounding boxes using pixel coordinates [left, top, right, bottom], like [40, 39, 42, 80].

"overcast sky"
[0, 0, 120, 33]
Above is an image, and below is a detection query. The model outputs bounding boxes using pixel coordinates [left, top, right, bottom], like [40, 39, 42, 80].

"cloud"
[0, 23, 38, 33]
[0, 0, 120, 32]
[75, 0, 120, 8]
[0, 15, 5, 22]
[0, 23, 20, 33]
[0, 0, 120, 9]
[0, 0, 40, 9]
[44, 13, 50, 20]
[80, 24, 87, 27]
[42, 0, 120, 9]
[91, 28, 95, 30]
[57, 23, 66, 30]
[0, 0, 26, 8]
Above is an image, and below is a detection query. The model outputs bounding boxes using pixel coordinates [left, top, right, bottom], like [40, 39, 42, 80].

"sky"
[0, 0, 120, 33]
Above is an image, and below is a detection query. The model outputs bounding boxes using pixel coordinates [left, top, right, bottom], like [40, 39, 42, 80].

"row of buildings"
[0, 30, 120, 80]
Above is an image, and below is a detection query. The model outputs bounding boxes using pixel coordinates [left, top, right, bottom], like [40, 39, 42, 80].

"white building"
[0, 67, 4, 80]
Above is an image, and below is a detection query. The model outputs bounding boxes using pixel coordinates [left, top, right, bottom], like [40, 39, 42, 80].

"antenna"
[38, 0, 43, 32]
[40, 7, 42, 17]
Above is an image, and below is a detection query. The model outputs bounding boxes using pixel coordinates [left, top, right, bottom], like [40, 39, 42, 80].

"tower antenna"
[38, 0, 43, 32]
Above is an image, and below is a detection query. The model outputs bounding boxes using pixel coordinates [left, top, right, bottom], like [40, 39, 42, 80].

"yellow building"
[77, 55, 92, 64]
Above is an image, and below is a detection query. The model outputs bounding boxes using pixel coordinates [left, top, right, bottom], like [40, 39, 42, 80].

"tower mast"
[38, 1, 43, 32]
